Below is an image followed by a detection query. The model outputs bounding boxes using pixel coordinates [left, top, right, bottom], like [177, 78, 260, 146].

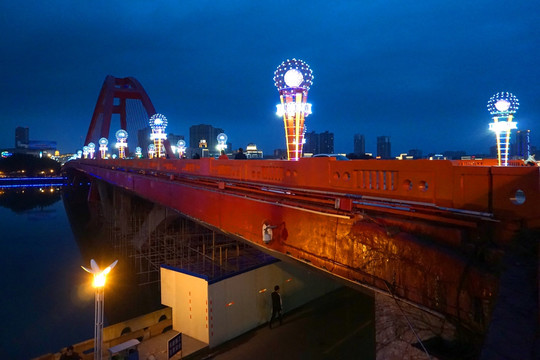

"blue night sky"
[1, 1, 539, 156]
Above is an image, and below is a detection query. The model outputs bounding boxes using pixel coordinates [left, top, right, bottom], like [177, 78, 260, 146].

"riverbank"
[32, 308, 180, 360]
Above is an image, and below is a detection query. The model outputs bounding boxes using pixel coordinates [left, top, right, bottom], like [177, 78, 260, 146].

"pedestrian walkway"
[142, 286, 374, 360]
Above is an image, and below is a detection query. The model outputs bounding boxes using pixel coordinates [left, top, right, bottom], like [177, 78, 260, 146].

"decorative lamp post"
[82, 146, 90, 159]
[135, 146, 142, 159]
[149, 113, 168, 158]
[77, 150, 83, 159]
[216, 133, 228, 153]
[98, 138, 108, 159]
[82, 259, 118, 360]
[177, 140, 186, 158]
[273, 59, 314, 160]
[487, 92, 519, 166]
[148, 144, 156, 159]
[115, 130, 128, 159]
[88, 142, 96, 159]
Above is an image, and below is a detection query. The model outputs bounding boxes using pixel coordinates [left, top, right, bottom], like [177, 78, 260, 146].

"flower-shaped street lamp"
[177, 140, 186, 158]
[135, 146, 142, 159]
[115, 130, 128, 159]
[88, 142, 96, 159]
[98, 137, 108, 159]
[487, 92, 519, 166]
[148, 144, 156, 159]
[82, 146, 90, 159]
[274, 59, 314, 160]
[149, 113, 168, 158]
[216, 133, 228, 153]
[82, 259, 118, 360]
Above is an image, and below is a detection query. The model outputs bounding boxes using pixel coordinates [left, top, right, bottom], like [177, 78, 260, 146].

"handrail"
[64, 158, 540, 227]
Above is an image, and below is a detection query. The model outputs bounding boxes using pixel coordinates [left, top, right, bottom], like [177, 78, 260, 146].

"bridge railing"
[69, 157, 540, 227]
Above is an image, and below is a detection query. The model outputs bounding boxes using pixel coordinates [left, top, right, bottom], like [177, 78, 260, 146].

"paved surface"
[480, 236, 540, 360]
[138, 286, 375, 360]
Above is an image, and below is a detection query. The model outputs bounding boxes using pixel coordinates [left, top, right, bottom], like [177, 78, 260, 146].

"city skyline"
[1, 1, 539, 156]
[5, 122, 536, 160]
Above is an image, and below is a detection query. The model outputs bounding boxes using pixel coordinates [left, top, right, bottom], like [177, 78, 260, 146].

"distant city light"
[273, 58, 314, 161]
[487, 92, 519, 166]
[149, 113, 168, 158]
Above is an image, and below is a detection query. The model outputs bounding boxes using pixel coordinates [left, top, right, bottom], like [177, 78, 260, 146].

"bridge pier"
[375, 292, 458, 360]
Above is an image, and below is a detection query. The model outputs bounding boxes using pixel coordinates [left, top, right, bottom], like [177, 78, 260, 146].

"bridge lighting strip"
[0, 183, 65, 188]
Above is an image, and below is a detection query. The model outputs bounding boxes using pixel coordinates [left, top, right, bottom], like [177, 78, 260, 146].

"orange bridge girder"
[63, 157, 540, 333]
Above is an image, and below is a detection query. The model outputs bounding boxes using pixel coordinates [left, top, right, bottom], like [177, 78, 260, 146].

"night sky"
[1, 1, 539, 156]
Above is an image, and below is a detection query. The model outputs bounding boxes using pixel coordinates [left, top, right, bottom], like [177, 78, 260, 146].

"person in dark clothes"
[60, 345, 82, 360]
[234, 147, 247, 159]
[269, 285, 282, 328]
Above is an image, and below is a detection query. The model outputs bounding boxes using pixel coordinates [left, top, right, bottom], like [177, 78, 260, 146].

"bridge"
[63, 76, 540, 358]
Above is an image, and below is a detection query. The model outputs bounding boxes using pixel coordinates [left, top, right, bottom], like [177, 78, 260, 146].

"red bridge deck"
[63, 157, 540, 334]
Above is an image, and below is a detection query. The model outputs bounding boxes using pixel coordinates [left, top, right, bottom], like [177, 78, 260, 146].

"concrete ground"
[138, 286, 375, 360]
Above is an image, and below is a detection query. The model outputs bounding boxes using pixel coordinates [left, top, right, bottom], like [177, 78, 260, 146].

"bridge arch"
[85, 75, 173, 158]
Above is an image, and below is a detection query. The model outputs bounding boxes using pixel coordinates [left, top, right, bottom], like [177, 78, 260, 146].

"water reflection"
[0, 186, 62, 213]
[62, 182, 163, 326]
[0, 185, 161, 359]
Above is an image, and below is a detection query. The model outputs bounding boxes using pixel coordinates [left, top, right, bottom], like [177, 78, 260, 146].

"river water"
[0, 186, 160, 359]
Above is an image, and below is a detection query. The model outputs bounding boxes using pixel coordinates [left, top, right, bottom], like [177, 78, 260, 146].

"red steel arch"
[85, 76, 173, 157]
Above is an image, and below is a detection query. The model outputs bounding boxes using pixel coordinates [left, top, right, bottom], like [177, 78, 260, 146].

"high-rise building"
[319, 131, 334, 154]
[515, 129, 531, 158]
[304, 130, 334, 155]
[304, 131, 319, 154]
[353, 134, 365, 155]
[377, 136, 391, 159]
[15, 127, 29, 148]
[167, 133, 185, 148]
[407, 149, 423, 159]
[138, 126, 152, 153]
[273, 148, 287, 159]
[189, 124, 224, 154]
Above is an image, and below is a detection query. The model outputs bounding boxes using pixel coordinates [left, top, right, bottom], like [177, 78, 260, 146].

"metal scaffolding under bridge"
[104, 192, 276, 286]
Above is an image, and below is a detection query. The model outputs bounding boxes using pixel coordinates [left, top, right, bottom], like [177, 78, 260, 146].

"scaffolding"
[107, 190, 275, 286]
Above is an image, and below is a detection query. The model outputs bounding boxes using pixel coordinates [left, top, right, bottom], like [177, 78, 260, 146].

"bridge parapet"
[73, 157, 540, 233]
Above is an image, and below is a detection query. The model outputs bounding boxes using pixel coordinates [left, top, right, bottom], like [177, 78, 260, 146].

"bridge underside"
[63, 158, 540, 342]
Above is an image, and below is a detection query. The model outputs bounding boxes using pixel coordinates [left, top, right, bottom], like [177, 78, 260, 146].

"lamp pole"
[82, 259, 118, 360]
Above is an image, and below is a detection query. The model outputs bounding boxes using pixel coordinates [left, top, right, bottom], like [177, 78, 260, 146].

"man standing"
[234, 147, 247, 159]
[269, 285, 282, 328]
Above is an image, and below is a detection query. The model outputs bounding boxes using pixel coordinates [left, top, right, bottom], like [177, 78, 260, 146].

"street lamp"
[148, 144, 156, 159]
[88, 142, 96, 159]
[274, 59, 314, 161]
[487, 92, 519, 166]
[177, 139, 186, 158]
[115, 130, 128, 159]
[135, 146, 142, 159]
[216, 133, 228, 153]
[149, 113, 168, 158]
[99, 138, 108, 159]
[82, 259, 118, 360]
